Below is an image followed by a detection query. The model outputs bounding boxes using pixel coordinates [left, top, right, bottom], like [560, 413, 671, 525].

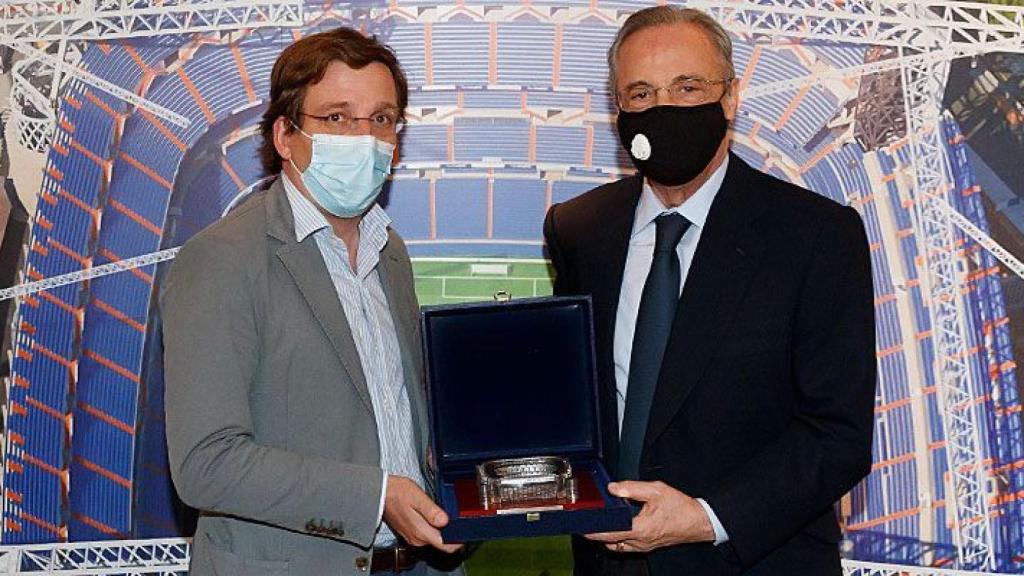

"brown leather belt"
[370, 545, 421, 573]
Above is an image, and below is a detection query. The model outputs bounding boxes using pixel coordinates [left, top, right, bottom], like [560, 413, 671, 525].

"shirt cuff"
[377, 471, 388, 528]
[696, 498, 729, 545]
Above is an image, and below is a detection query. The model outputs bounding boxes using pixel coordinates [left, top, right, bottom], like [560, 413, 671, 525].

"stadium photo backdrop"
[1, 1, 1024, 575]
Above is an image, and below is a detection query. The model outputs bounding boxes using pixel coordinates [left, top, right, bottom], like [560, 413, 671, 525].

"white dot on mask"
[631, 133, 652, 161]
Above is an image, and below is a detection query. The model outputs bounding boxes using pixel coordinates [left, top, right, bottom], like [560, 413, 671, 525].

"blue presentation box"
[421, 296, 633, 543]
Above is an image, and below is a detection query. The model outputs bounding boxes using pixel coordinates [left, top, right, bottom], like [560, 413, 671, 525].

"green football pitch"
[459, 536, 573, 576]
[411, 258, 573, 575]
[412, 258, 555, 306]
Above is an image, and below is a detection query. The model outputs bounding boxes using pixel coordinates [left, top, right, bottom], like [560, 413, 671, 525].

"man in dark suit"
[543, 6, 876, 575]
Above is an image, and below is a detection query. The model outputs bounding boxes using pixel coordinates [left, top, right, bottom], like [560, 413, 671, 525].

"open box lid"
[421, 296, 601, 472]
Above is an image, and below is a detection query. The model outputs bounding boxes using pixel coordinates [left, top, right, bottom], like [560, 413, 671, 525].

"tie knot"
[653, 213, 690, 254]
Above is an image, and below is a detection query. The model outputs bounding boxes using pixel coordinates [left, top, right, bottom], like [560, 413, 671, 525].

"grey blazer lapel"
[377, 236, 429, 464]
[265, 180, 375, 415]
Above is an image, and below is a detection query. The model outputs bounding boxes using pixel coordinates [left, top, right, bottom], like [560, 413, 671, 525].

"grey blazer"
[162, 179, 456, 575]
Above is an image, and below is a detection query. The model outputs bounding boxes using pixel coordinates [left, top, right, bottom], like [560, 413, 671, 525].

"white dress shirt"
[612, 156, 731, 545]
[283, 173, 423, 547]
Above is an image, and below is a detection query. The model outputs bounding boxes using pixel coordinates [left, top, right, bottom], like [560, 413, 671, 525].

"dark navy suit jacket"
[543, 154, 876, 576]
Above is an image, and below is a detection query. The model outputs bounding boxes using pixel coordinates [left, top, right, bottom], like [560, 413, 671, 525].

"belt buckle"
[373, 545, 410, 574]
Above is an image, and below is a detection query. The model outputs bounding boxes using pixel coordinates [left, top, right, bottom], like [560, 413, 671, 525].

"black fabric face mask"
[616, 101, 728, 187]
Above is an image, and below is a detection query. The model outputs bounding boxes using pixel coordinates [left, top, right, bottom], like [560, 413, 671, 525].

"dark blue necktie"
[618, 212, 691, 480]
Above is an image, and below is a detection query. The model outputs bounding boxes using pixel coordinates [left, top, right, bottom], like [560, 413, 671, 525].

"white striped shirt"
[282, 174, 424, 547]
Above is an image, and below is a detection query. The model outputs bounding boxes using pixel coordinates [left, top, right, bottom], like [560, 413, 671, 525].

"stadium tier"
[2, 5, 1022, 573]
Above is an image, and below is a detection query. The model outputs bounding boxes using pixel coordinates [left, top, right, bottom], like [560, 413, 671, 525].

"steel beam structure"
[899, 34, 996, 576]
[0, 0, 302, 44]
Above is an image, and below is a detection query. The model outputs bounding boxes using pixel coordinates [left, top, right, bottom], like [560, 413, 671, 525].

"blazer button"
[354, 556, 369, 571]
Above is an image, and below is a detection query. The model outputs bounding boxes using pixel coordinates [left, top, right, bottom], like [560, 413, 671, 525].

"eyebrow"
[671, 74, 707, 82]
[314, 101, 400, 114]
[621, 74, 706, 91]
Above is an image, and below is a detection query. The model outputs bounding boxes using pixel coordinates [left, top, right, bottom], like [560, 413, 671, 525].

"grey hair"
[607, 6, 735, 93]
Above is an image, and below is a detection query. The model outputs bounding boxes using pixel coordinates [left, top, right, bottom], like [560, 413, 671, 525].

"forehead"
[615, 22, 726, 85]
[302, 59, 398, 112]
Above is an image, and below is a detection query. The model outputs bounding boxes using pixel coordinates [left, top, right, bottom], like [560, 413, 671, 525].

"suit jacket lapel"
[266, 181, 375, 415]
[644, 155, 767, 449]
[587, 176, 643, 467]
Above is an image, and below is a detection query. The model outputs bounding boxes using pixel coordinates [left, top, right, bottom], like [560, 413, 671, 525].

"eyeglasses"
[617, 76, 734, 112]
[299, 110, 406, 136]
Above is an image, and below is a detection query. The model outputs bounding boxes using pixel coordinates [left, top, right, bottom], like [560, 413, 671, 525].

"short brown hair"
[258, 27, 408, 176]
[607, 6, 734, 93]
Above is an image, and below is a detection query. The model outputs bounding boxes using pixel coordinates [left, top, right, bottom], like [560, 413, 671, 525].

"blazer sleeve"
[161, 235, 384, 548]
[702, 205, 876, 566]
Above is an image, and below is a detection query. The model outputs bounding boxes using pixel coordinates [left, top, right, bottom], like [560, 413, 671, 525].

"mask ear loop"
[287, 118, 314, 175]
[288, 118, 315, 140]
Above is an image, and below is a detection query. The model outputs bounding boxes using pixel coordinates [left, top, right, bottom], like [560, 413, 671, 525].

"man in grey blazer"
[162, 28, 462, 575]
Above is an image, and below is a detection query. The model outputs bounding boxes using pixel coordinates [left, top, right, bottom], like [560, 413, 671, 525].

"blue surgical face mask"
[289, 126, 395, 218]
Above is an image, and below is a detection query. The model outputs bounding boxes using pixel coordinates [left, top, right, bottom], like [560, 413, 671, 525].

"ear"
[723, 78, 740, 122]
[273, 116, 295, 163]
